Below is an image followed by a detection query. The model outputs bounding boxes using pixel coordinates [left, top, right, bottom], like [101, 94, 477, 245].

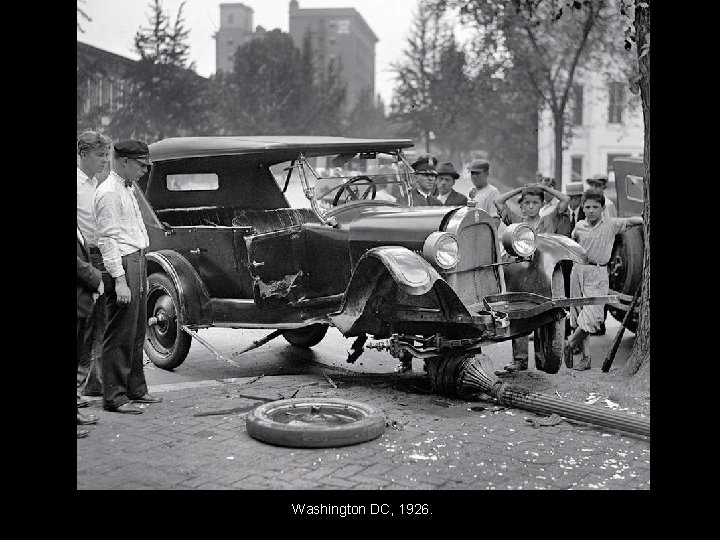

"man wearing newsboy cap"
[585, 173, 616, 218]
[94, 140, 162, 414]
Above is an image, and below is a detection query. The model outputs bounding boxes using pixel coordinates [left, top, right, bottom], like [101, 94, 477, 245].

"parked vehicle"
[135, 136, 613, 396]
[607, 157, 645, 333]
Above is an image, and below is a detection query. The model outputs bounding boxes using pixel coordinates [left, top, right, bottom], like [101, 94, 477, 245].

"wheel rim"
[147, 287, 179, 357]
[265, 402, 367, 427]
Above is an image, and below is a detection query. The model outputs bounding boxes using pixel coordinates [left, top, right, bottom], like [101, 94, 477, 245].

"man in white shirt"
[76, 131, 111, 406]
[468, 159, 500, 225]
[95, 140, 162, 414]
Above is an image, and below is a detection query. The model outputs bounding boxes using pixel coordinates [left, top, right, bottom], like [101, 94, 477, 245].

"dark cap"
[436, 162, 459, 179]
[469, 159, 490, 172]
[411, 155, 437, 174]
[114, 140, 152, 166]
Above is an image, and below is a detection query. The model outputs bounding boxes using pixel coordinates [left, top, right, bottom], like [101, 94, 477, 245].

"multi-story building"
[77, 41, 136, 130]
[288, 0, 377, 110]
[537, 67, 644, 192]
[215, 3, 264, 73]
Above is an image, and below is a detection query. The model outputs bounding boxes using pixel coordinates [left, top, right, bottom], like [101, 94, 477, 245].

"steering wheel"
[332, 175, 377, 206]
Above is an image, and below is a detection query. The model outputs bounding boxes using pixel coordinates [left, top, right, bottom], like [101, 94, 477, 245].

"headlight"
[423, 232, 459, 270]
[502, 223, 537, 257]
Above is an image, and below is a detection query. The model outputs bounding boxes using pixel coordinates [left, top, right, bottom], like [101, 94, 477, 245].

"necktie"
[571, 211, 576, 228]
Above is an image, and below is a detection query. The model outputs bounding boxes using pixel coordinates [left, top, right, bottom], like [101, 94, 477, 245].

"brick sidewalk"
[77, 369, 650, 490]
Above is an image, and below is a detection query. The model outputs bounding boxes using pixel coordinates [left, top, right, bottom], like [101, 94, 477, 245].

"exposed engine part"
[366, 333, 485, 360]
[346, 334, 368, 364]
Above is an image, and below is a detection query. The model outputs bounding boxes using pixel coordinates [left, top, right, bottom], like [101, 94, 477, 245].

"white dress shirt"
[94, 171, 150, 278]
[77, 167, 99, 246]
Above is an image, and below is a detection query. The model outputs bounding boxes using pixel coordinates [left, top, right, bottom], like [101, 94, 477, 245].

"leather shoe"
[131, 393, 163, 404]
[77, 428, 89, 439]
[77, 412, 98, 425]
[77, 396, 89, 408]
[573, 357, 592, 371]
[105, 403, 144, 414]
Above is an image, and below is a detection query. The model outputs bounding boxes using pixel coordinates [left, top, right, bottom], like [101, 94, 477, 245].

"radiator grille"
[446, 222, 500, 305]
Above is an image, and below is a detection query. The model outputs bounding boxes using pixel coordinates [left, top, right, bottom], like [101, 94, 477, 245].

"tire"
[534, 320, 564, 374]
[245, 398, 386, 448]
[425, 353, 471, 397]
[609, 226, 644, 295]
[283, 324, 329, 349]
[144, 272, 192, 370]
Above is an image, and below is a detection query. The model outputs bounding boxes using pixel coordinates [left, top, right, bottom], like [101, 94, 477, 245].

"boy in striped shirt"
[565, 189, 643, 371]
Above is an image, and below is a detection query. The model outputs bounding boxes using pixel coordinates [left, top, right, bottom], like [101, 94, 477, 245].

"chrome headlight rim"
[423, 231, 459, 270]
[502, 223, 537, 258]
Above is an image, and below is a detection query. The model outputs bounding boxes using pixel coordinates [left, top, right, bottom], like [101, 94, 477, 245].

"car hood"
[348, 206, 458, 249]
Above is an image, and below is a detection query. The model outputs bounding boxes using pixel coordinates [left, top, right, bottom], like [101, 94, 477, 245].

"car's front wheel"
[144, 272, 192, 370]
[283, 324, 329, 349]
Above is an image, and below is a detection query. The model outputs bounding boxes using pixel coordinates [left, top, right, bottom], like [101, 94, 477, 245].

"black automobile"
[134, 136, 614, 396]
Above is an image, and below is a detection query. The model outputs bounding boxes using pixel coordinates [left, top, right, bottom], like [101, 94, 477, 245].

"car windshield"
[270, 150, 414, 216]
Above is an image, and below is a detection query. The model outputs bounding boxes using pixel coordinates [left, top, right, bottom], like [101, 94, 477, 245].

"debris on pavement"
[525, 413, 565, 429]
[324, 374, 338, 388]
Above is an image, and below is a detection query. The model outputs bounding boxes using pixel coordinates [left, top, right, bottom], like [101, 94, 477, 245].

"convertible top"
[149, 136, 415, 162]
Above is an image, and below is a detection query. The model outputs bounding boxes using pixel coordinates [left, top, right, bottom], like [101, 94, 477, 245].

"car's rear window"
[167, 173, 219, 191]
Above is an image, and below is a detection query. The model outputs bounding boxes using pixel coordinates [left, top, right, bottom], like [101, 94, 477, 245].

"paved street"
[77, 318, 649, 490]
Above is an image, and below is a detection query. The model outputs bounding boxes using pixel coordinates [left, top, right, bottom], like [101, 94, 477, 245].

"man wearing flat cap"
[435, 162, 468, 206]
[409, 155, 442, 207]
[586, 173, 616, 218]
[94, 140, 162, 414]
[468, 159, 500, 222]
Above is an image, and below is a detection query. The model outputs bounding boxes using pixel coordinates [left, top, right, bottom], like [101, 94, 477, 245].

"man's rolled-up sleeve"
[95, 191, 125, 278]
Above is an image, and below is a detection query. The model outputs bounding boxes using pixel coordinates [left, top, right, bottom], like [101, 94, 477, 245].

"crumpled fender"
[330, 246, 455, 334]
[503, 234, 588, 298]
[146, 250, 211, 325]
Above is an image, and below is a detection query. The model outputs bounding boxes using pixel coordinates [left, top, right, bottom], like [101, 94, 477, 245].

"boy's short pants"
[569, 264, 608, 333]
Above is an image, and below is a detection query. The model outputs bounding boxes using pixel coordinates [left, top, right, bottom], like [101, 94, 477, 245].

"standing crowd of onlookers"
[76, 132, 161, 439]
[399, 155, 642, 374]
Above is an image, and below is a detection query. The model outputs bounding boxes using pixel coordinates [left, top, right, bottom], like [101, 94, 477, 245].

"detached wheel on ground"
[282, 323, 329, 348]
[245, 398, 386, 448]
[144, 272, 192, 370]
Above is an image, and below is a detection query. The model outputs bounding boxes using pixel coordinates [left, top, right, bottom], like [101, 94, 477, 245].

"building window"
[228, 14, 234, 25]
[335, 19, 350, 34]
[572, 84, 583, 125]
[571, 156, 583, 182]
[608, 82, 625, 124]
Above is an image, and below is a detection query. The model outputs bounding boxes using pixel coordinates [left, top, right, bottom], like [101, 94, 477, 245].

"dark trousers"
[77, 316, 89, 415]
[101, 250, 149, 408]
[77, 249, 107, 395]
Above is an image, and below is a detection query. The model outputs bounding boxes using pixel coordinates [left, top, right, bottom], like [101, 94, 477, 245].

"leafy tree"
[109, 0, 204, 141]
[428, 33, 476, 163]
[434, 0, 624, 189]
[390, 0, 449, 153]
[77, 0, 91, 33]
[344, 88, 391, 139]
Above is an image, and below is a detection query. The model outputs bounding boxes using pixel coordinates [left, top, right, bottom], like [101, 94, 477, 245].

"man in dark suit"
[77, 226, 104, 438]
[435, 162, 468, 206]
[409, 155, 442, 206]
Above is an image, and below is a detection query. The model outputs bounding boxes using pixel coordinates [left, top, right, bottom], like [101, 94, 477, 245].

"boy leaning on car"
[564, 189, 643, 371]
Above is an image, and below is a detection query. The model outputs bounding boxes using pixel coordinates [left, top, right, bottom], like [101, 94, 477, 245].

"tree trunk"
[553, 112, 564, 190]
[624, 0, 650, 379]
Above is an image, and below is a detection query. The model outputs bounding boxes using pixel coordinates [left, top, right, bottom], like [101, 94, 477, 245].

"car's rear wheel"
[608, 227, 644, 330]
[144, 272, 192, 370]
[283, 324, 329, 349]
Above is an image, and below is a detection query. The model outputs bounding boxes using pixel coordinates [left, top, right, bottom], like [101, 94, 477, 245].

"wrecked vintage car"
[135, 136, 614, 396]
[607, 157, 645, 332]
